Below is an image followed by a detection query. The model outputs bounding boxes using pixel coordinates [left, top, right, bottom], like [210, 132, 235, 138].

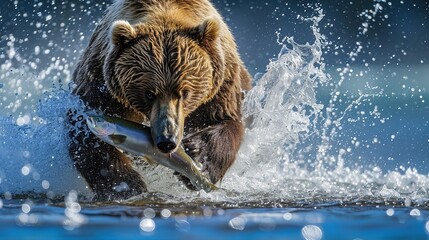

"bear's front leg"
[182, 119, 244, 184]
[67, 111, 147, 200]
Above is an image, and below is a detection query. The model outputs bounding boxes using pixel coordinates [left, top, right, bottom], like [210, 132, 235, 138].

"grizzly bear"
[68, 0, 252, 200]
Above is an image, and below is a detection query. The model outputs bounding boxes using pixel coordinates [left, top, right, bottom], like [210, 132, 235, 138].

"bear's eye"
[145, 91, 156, 101]
[181, 90, 189, 100]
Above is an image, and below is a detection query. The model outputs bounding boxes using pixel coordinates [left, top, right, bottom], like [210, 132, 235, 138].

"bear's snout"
[156, 135, 178, 153]
[150, 98, 184, 154]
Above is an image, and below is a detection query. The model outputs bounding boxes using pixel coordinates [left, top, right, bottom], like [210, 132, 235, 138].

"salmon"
[86, 115, 217, 192]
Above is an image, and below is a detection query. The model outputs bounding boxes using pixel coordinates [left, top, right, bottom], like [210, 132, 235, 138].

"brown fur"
[68, 0, 251, 200]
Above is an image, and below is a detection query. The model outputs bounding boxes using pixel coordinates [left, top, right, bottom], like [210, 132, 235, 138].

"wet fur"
[68, 0, 251, 200]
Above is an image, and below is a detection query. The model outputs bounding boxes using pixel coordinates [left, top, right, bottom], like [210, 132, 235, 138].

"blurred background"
[1, 1, 428, 73]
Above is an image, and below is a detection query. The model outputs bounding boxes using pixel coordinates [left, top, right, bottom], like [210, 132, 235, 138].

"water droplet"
[302, 225, 323, 240]
[21, 203, 31, 214]
[18, 213, 29, 224]
[68, 202, 81, 214]
[4, 192, 12, 200]
[16, 115, 31, 126]
[34, 46, 40, 55]
[144, 208, 156, 219]
[283, 212, 293, 221]
[160, 209, 171, 219]
[16, 117, 25, 126]
[21, 165, 31, 176]
[139, 218, 155, 232]
[386, 208, 394, 216]
[410, 209, 420, 216]
[229, 216, 247, 231]
[217, 209, 225, 215]
[66, 190, 78, 202]
[22, 151, 30, 158]
[203, 208, 213, 217]
[42, 180, 50, 189]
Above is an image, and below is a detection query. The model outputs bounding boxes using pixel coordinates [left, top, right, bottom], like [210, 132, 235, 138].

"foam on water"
[0, 3, 428, 204]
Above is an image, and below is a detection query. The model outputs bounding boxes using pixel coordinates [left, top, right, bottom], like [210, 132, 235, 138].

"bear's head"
[104, 19, 224, 154]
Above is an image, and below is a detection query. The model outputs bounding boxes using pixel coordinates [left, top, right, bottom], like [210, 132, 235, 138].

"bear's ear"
[110, 20, 138, 46]
[189, 19, 220, 45]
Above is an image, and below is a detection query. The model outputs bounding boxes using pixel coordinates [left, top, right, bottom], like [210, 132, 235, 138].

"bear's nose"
[156, 135, 177, 153]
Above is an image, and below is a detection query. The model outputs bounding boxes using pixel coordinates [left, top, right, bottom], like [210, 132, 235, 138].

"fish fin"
[142, 156, 157, 166]
[108, 134, 127, 145]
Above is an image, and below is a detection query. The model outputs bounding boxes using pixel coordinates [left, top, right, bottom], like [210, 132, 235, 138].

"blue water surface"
[1, 200, 429, 240]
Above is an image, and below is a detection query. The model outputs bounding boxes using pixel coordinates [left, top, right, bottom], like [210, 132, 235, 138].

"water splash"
[218, 7, 429, 204]
[0, 3, 428, 206]
[224, 10, 328, 195]
[0, 88, 90, 196]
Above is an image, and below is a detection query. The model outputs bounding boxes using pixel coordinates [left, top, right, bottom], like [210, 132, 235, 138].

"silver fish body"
[86, 115, 217, 192]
